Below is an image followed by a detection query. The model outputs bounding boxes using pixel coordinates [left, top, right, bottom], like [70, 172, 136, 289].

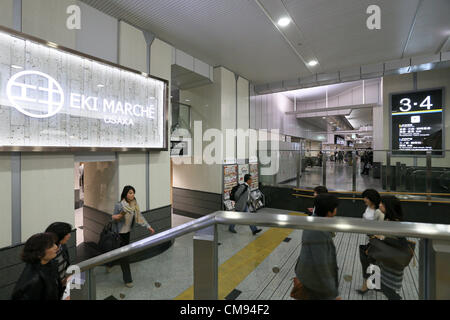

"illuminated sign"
[391, 88, 444, 156]
[7, 71, 65, 118]
[0, 29, 167, 149]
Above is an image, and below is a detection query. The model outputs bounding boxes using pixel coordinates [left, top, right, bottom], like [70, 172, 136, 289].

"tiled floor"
[92, 210, 419, 300]
[282, 162, 383, 191]
[236, 231, 419, 300]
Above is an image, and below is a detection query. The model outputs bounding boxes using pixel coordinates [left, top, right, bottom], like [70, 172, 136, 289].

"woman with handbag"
[357, 196, 414, 300]
[293, 194, 341, 300]
[110, 185, 155, 288]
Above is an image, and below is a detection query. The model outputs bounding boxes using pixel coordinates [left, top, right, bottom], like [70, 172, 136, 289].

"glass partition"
[266, 148, 450, 203]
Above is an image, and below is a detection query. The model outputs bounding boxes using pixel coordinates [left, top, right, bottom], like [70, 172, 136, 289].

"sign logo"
[7, 71, 65, 118]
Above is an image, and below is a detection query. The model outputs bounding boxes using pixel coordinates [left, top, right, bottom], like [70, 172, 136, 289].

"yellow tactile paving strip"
[174, 211, 306, 300]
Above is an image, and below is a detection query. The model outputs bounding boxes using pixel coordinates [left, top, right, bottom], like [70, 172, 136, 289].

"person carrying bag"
[357, 195, 415, 300]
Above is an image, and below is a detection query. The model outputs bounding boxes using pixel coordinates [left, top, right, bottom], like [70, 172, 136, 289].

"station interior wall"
[381, 67, 450, 166]
[0, 0, 172, 248]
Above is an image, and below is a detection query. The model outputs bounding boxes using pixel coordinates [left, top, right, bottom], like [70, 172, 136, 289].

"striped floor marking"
[174, 212, 306, 300]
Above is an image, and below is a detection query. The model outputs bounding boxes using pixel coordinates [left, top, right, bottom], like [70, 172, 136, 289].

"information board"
[391, 88, 444, 156]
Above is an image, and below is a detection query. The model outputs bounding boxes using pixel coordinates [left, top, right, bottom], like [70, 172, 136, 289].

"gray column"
[431, 240, 450, 300]
[322, 152, 326, 187]
[143, 30, 155, 75]
[193, 225, 218, 300]
[426, 151, 432, 202]
[11, 153, 21, 245]
[13, 0, 22, 32]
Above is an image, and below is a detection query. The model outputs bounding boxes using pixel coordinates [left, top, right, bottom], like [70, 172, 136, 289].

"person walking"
[111, 185, 155, 288]
[357, 196, 411, 299]
[11, 233, 62, 300]
[45, 222, 72, 292]
[228, 174, 262, 235]
[294, 194, 341, 300]
[357, 189, 385, 294]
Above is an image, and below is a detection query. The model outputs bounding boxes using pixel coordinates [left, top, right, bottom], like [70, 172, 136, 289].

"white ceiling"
[81, 0, 450, 85]
[283, 79, 379, 101]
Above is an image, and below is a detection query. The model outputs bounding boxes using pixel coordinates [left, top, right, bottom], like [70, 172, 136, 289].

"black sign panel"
[391, 88, 444, 156]
[335, 135, 345, 145]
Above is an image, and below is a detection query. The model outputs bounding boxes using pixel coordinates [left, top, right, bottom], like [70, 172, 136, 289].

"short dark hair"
[361, 189, 381, 209]
[121, 185, 136, 201]
[381, 196, 403, 221]
[21, 233, 57, 264]
[45, 222, 72, 245]
[244, 174, 252, 183]
[313, 186, 328, 195]
[314, 194, 339, 217]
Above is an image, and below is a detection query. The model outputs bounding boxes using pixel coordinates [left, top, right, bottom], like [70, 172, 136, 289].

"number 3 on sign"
[399, 98, 411, 112]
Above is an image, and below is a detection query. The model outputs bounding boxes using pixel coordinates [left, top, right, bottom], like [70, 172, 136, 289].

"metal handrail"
[76, 213, 216, 272]
[75, 210, 450, 273]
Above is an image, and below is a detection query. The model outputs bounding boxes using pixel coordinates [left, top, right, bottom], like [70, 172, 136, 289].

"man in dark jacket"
[295, 194, 340, 300]
[228, 174, 262, 235]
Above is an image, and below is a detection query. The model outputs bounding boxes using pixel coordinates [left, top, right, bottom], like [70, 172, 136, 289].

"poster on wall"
[223, 164, 238, 210]
[238, 164, 249, 184]
[0, 27, 167, 149]
[249, 163, 259, 190]
[391, 88, 444, 156]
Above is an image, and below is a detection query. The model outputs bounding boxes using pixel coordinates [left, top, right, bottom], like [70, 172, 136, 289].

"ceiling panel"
[284, 0, 422, 72]
[81, 0, 310, 84]
[404, 0, 450, 56]
[80, 0, 450, 84]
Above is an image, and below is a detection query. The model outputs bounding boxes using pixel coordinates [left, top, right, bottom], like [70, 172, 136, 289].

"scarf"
[120, 199, 148, 227]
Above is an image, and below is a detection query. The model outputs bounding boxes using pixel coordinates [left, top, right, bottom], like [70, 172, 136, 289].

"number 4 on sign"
[420, 96, 433, 110]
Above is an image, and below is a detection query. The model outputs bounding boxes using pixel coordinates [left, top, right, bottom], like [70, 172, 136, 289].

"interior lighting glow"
[11, 65, 23, 69]
[277, 17, 291, 27]
[308, 60, 318, 67]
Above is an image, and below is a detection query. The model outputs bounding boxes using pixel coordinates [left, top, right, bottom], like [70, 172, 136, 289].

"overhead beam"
[287, 103, 377, 116]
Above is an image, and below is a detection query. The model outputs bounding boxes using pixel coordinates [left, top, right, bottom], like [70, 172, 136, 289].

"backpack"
[230, 184, 247, 201]
[98, 221, 121, 254]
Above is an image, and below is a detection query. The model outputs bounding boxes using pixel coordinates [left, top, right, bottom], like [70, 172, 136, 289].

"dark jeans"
[381, 283, 402, 300]
[229, 205, 258, 233]
[359, 244, 376, 280]
[362, 162, 370, 175]
[119, 232, 132, 283]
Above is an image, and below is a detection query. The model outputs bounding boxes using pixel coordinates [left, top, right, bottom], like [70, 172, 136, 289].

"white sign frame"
[0, 25, 169, 152]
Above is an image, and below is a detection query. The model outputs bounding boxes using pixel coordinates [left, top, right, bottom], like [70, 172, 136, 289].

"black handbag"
[98, 221, 121, 254]
[368, 237, 416, 270]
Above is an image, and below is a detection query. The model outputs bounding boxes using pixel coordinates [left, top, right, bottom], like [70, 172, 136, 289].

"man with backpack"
[228, 174, 262, 235]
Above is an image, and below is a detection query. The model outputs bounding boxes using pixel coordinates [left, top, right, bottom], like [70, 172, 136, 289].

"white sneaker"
[125, 282, 134, 288]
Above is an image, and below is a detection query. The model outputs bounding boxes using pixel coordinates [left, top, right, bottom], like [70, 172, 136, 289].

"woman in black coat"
[11, 233, 63, 300]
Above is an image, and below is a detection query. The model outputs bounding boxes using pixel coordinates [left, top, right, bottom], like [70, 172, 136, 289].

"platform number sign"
[391, 88, 444, 156]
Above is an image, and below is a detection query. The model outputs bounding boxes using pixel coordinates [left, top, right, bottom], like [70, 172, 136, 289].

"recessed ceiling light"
[277, 17, 291, 27]
[322, 117, 326, 119]
[11, 65, 23, 69]
[97, 84, 104, 88]
[185, 99, 190, 102]
[308, 60, 318, 67]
